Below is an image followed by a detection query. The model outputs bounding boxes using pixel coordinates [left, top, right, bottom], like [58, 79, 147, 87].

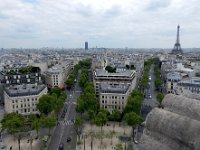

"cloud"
[0, 0, 200, 48]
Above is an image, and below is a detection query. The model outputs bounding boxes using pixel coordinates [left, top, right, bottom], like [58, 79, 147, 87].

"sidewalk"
[2, 133, 40, 150]
[76, 122, 138, 150]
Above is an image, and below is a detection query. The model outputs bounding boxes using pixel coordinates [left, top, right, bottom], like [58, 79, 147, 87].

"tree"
[50, 87, 62, 97]
[74, 117, 84, 142]
[154, 79, 162, 90]
[95, 112, 108, 144]
[51, 93, 65, 119]
[28, 114, 41, 138]
[105, 65, 116, 73]
[156, 92, 165, 108]
[109, 110, 121, 121]
[76, 97, 85, 115]
[124, 112, 143, 141]
[42, 115, 56, 136]
[115, 143, 123, 150]
[195, 72, 200, 77]
[1, 113, 25, 150]
[37, 95, 55, 115]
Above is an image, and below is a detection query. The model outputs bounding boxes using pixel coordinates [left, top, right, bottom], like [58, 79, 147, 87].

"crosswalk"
[58, 120, 75, 126]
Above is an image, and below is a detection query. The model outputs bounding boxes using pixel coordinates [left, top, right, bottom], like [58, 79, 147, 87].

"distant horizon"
[1, 0, 200, 48]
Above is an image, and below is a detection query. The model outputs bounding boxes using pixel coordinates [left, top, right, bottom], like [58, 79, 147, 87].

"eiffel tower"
[171, 25, 183, 55]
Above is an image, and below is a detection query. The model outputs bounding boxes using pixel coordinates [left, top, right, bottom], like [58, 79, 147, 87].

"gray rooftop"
[5, 84, 46, 97]
[167, 72, 182, 81]
[139, 94, 200, 150]
[99, 84, 129, 94]
[178, 78, 200, 87]
[95, 69, 135, 77]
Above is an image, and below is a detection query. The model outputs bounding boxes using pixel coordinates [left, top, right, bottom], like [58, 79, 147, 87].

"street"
[47, 70, 82, 150]
[138, 64, 158, 139]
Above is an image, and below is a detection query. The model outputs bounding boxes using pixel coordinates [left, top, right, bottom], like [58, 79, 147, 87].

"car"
[67, 137, 71, 142]
[58, 143, 64, 150]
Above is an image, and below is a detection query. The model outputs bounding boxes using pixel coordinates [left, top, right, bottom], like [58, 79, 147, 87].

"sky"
[0, 0, 200, 48]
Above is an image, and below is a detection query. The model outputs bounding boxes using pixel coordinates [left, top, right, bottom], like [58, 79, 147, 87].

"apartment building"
[94, 69, 136, 97]
[99, 84, 130, 113]
[4, 84, 47, 115]
[45, 61, 72, 89]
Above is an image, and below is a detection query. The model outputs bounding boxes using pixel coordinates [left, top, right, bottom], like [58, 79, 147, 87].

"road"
[48, 70, 82, 150]
[141, 64, 157, 117]
[138, 64, 158, 138]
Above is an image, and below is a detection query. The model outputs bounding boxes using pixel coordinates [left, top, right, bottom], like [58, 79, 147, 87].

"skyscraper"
[85, 41, 88, 50]
[171, 25, 183, 55]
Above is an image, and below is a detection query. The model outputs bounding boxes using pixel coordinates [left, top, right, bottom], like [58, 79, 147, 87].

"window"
[115, 101, 117, 104]
[16, 105, 18, 108]
[102, 100, 104, 103]
[33, 109, 35, 111]
[21, 104, 23, 108]
[115, 96, 117, 99]
[12, 100, 14, 103]
[102, 96, 104, 99]
[112, 96, 114, 99]
[32, 98, 34, 101]
[122, 97, 124, 99]
[15, 100, 18, 103]
[105, 100, 107, 104]
[105, 96, 107, 99]
[13, 105, 15, 109]
[105, 106, 107, 109]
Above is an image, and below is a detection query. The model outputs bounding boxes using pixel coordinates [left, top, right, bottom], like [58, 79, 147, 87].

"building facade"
[99, 84, 130, 113]
[4, 84, 47, 115]
[45, 62, 72, 89]
[94, 69, 136, 97]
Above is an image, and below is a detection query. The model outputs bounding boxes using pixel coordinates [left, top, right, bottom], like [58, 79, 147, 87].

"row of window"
[101, 100, 124, 105]
[12, 98, 38, 103]
[102, 105, 122, 110]
[15, 108, 38, 113]
[13, 103, 37, 109]
[101, 95, 124, 100]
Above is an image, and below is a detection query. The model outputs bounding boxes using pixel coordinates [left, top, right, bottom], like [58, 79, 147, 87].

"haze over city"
[1, 0, 200, 48]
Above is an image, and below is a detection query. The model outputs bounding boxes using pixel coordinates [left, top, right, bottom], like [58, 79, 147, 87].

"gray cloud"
[0, 0, 200, 48]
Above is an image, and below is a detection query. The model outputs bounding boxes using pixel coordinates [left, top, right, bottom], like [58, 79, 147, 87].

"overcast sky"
[0, 0, 200, 48]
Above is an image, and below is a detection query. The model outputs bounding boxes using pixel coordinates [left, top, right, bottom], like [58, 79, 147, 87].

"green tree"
[1, 113, 25, 150]
[51, 93, 65, 119]
[50, 87, 62, 97]
[28, 114, 41, 138]
[42, 115, 56, 136]
[124, 112, 143, 141]
[95, 112, 108, 144]
[76, 97, 85, 115]
[105, 65, 116, 73]
[115, 143, 124, 150]
[156, 92, 165, 108]
[109, 110, 121, 121]
[154, 79, 162, 90]
[74, 117, 84, 142]
[195, 72, 200, 77]
[36, 95, 55, 115]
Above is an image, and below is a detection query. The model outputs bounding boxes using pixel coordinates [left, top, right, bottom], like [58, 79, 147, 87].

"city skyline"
[0, 0, 200, 48]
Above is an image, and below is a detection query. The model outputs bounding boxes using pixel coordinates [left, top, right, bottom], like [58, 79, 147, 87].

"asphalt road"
[47, 71, 82, 150]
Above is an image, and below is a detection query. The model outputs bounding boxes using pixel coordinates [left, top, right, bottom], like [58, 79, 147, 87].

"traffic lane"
[48, 123, 64, 150]
[60, 104, 77, 150]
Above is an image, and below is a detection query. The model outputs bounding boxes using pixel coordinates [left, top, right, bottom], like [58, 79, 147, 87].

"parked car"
[67, 137, 71, 142]
[58, 143, 64, 150]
